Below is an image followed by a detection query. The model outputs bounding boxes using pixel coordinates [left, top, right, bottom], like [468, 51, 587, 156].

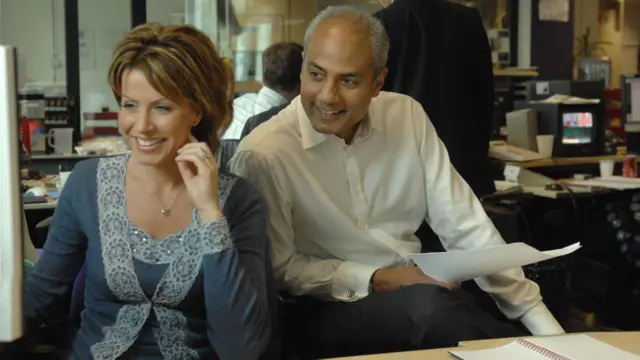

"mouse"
[25, 186, 49, 197]
[544, 183, 564, 191]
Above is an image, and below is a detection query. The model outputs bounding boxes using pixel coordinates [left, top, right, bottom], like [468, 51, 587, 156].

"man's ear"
[373, 68, 388, 96]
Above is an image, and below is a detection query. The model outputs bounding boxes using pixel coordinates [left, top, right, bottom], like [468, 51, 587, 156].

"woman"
[21, 24, 271, 359]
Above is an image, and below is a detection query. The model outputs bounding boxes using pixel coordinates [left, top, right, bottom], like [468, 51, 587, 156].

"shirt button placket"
[344, 147, 368, 229]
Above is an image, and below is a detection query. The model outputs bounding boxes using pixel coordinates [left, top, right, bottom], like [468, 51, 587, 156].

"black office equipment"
[514, 101, 605, 157]
[525, 80, 605, 102]
[621, 75, 640, 154]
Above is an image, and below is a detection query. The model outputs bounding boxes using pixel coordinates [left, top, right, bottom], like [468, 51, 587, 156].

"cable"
[557, 183, 580, 223]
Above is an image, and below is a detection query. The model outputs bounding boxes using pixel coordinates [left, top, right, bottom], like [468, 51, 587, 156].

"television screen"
[562, 112, 594, 144]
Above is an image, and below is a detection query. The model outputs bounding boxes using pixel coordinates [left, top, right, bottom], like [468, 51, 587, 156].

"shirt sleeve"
[22, 164, 88, 333]
[413, 101, 564, 335]
[230, 150, 378, 302]
[201, 180, 271, 359]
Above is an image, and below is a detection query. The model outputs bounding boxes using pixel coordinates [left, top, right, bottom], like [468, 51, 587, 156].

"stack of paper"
[449, 334, 640, 360]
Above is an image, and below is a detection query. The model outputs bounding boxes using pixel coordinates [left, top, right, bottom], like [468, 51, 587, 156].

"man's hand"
[371, 266, 460, 293]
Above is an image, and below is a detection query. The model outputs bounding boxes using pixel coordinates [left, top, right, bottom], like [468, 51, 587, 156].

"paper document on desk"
[409, 242, 581, 283]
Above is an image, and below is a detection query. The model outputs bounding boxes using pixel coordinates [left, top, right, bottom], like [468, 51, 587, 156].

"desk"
[329, 332, 640, 359]
[23, 200, 57, 211]
[508, 155, 624, 169]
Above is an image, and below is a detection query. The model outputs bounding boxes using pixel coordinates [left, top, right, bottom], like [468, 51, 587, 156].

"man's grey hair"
[303, 6, 390, 76]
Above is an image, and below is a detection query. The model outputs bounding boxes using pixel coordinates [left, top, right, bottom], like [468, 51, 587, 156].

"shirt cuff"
[330, 261, 379, 302]
[520, 303, 565, 336]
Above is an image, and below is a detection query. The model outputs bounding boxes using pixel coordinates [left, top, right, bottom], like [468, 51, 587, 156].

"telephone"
[489, 140, 546, 162]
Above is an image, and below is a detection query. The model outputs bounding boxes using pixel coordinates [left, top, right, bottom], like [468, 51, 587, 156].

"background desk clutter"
[481, 77, 640, 334]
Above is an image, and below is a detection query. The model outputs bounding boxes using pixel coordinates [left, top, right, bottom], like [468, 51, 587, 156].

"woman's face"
[119, 68, 201, 167]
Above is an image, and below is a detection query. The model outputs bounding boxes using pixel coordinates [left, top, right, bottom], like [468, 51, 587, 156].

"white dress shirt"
[230, 91, 564, 335]
[222, 86, 288, 140]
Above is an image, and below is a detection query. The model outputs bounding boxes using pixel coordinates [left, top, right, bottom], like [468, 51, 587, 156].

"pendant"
[161, 208, 171, 217]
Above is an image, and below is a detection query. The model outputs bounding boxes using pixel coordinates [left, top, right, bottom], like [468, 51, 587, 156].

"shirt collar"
[296, 97, 329, 149]
[297, 97, 383, 150]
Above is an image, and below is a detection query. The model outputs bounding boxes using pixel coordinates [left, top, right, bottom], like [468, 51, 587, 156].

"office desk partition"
[23, 200, 57, 211]
[508, 155, 625, 169]
[26, 154, 101, 174]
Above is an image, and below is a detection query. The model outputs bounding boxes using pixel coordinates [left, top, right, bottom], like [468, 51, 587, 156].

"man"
[374, 0, 495, 198]
[231, 6, 563, 359]
[222, 42, 303, 139]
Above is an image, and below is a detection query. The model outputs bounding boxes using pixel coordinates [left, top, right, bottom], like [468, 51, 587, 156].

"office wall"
[76, 0, 130, 115]
[622, 0, 640, 76]
[0, 0, 65, 88]
[598, 6, 623, 88]
[0, 0, 183, 117]
[530, 0, 575, 80]
[147, 0, 185, 24]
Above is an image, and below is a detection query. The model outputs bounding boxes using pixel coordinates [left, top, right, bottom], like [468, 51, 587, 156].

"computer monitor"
[621, 75, 640, 125]
[621, 75, 640, 154]
[561, 111, 595, 145]
[514, 101, 604, 157]
[0, 45, 24, 342]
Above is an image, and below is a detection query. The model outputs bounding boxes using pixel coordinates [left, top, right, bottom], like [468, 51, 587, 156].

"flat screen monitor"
[0, 45, 24, 342]
[621, 74, 640, 125]
[561, 111, 594, 145]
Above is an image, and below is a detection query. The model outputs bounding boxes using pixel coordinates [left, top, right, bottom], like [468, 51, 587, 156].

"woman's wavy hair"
[108, 23, 232, 153]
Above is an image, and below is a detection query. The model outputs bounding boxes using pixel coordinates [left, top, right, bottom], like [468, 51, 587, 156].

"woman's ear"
[192, 115, 202, 127]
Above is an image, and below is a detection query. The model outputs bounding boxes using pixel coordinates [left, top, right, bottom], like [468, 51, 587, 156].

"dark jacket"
[375, 0, 495, 197]
[240, 103, 289, 140]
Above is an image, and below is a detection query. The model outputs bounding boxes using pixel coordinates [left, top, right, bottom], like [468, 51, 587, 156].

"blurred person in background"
[375, 0, 496, 198]
[223, 42, 303, 140]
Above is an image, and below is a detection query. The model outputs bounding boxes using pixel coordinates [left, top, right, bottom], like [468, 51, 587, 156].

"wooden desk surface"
[509, 155, 624, 169]
[328, 332, 640, 359]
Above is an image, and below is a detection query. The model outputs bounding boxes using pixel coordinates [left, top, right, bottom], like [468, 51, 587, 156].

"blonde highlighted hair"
[108, 23, 232, 153]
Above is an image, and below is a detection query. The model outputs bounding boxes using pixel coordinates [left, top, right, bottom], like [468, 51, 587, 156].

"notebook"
[449, 334, 640, 360]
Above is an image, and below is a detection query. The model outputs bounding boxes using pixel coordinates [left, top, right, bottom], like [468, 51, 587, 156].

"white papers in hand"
[409, 242, 581, 283]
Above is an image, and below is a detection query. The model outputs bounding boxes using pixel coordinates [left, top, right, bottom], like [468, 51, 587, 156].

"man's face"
[300, 20, 387, 141]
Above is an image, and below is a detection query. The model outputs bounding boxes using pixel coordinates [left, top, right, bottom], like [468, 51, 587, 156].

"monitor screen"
[622, 75, 640, 124]
[562, 112, 594, 144]
[0, 45, 24, 342]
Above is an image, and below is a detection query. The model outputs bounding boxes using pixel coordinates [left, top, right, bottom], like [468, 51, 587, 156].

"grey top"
[22, 154, 271, 359]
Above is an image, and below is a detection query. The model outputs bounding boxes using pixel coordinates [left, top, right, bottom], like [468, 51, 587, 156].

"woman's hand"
[175, 135, 224, 222]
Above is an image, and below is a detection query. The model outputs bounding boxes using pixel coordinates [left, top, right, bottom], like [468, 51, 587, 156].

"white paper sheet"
[538, 0, 570, 22]
[570, 176, 640, 190]
[409, 242, 581, 283]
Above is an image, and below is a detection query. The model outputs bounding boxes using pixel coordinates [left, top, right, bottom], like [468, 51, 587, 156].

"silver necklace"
[154, 185, 185, 217]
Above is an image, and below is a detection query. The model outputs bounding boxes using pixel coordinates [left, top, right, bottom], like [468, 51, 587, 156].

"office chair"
[216, 139, 240, 172]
